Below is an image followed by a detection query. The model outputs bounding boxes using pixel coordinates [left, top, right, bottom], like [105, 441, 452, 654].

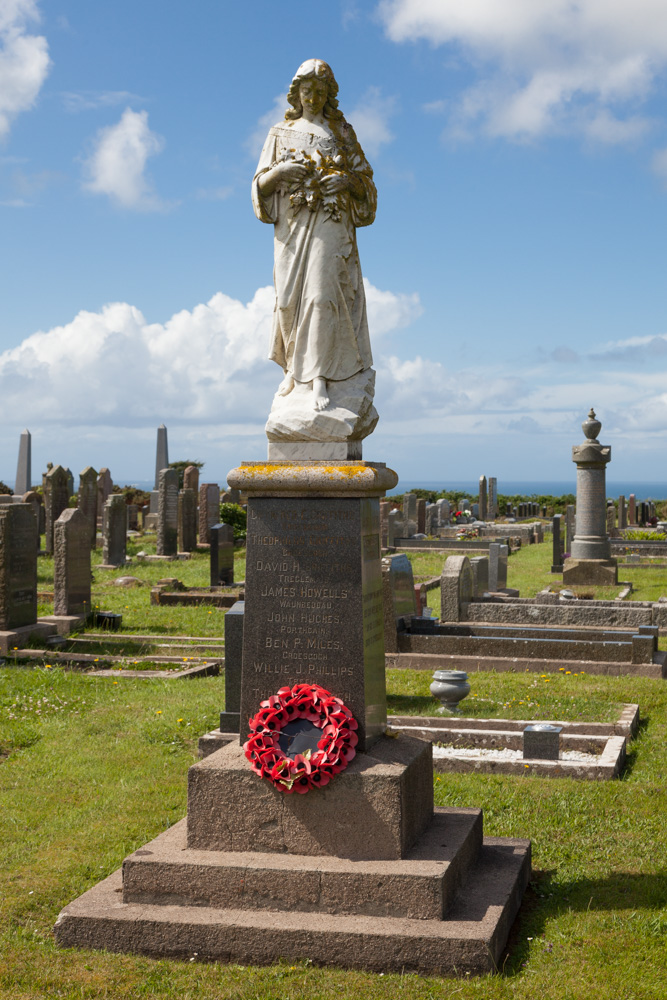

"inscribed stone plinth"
[183, 465, 199, 494]
[77, 466, 98, 548]
[54, 508, 91, 615]
[478, 476, 488, 521]
[157, 469, 178, 556]
[220, 600, 243, 733]
[0, 504, 38, 629]
[154, 425, 169, 489]
[239, 495, 386, 751]
[102, 495, 126, 568]
[198, 483, 220, 544]
[488, 543, 508, 592]
[210, 523, 234, 585]
[15, 429, 31, 495]
[44, 465, 69, 556]
[177, 488, 197, 553]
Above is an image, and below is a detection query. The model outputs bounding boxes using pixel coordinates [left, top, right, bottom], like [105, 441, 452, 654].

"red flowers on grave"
[243, 683, 358, 794]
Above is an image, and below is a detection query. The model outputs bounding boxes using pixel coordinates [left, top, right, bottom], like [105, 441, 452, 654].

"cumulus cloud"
[0, 281, 423, 426]
[82, 108, 166, 210]
[378, 0, 667, 143]
[0, 0, 51, 139]
[347, 87, 396, 155]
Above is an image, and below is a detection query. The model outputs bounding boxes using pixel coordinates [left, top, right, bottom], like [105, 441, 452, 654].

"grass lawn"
[0, 533, 665, 998]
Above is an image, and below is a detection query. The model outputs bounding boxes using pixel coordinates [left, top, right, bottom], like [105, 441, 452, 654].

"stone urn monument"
[563, 408, 618, 586]
[54, 60, 530, 977]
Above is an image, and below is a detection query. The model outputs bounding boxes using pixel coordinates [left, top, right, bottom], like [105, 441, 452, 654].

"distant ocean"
[387, 481, 667, 500]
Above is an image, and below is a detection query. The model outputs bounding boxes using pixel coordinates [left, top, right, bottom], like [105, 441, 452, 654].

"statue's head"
[285, 59, 343, 121]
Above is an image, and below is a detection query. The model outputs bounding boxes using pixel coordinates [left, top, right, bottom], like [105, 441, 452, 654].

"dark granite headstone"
[54, 507, 91, 615]
[220, 599, 243, 734]
[0, 504, 38, 629]
[177, 488, 197, 552]
[199, 483, 220, 544]
[157, 468, 178, 556]
[210, 522, 234, 585]
[240, 497, 386, 750]
[102, 495, 126, 568]
[523, 724, 561, 760]
[551, 514, 564, 572]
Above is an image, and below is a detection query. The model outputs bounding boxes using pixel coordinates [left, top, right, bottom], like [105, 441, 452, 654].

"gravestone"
[488, 542, 508, 591]
[565, 504, 576, 551]
[478, 475, 488, 520]
[606, 504, 616, 536]
[470, 555, 489, 597]
[402, 492, 417, 524]
[381, 553, 416, 652]
[379, 500, 389, 547]
[77, 466, 98, 548]
[523, 724, 561, 760]
[183, 465, 200, 494]
[15, 429, 31, 495]
[220, 600, 243, 734]
[177, 488, 197, 552]
[97, 469, 112, 524]
[21, 491, 42, 550]
[102, 495, 126, 568]
[563, 410, 617, 586]
[471, 502, 479, 519]
[440, 555, 473, 622]
[149, 491, 159, 515]
[54, 508, 91, 616]
[436, 497, 450, 526]
[628, 494, 636, 526]
[157, 469, 179, 557]
[488, 477, 498, 520]
[127, 504, 139, 531]
[210, 522, 234, 585]
[415, 498, 426, 534]
[617, 495, 626, 529]
[44, 465, 69, 556]
[198, 483, 220, 544]
[0, 504, 38, 629]
[154, 424, 169, 489]
[551, 514, 564, 572]
[386, 508, 403, 546]
[65, 468, 75, 498]
[425, 502, 437, 536]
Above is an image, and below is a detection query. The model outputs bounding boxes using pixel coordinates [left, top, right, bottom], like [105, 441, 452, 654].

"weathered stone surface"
[77, 466, 98, 549]
[14, 429, 31, 495]
[198, 484, 220, 544]
[44, 465, 69, 556]
[266, 369, 378, 460]
[187, 736, 433, 860]
[488, 543, 508, 592]
[563, 558, 618, 586]
[478, 476, 487, 521]
[97, 469, 113, 522]
[21, 491, 41, 549]
[228, 461, 396, 498]
[157, 469, 178, 557]
[183, 465, 199, 494]
[54, 508, 91, 615]
[523, 725, 561, 760]
[220, 600, 243, 733]
[382, 553, 417, 656]
[552, 514, 564, 572]
[469, 556, 488, 597]
[440, 556, 473, 623]
[488, 477, 497, 520]
[177, 488, 197, 553]
[210, 523, 234, 585]
[239, 495, 386, 750]
[416, 498, 426, 534]
[0, 504, 38, 629]
[102, 495, 126, 568]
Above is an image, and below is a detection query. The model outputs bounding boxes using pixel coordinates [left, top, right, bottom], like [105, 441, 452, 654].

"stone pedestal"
[563, 409, 617, 587]
[54, 460, 531, 976]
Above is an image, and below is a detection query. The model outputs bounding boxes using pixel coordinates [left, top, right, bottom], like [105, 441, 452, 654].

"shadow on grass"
[387, 694, 436, 715]
[619, 713, 650, 778]
[501, 868, 667, 976]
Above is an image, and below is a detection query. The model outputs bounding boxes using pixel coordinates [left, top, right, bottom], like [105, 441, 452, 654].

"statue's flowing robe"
[252, 120, 376, 384]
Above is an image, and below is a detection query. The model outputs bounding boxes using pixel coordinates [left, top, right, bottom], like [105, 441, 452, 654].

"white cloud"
[82, 108, 166, 210]
[378, 0, 667, 142]
[246, 93, 287, 159]
[347, 87, 396, 155]
[0, 281, 421, 426]
[61, 90, 147, 114]
[0, 0, 50, 139]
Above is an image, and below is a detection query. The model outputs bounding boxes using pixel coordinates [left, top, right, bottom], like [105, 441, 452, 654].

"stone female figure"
[253, 59, 376, 414]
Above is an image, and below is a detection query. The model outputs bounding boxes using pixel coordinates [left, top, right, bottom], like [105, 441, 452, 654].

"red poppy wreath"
[243, 683, 358, 794]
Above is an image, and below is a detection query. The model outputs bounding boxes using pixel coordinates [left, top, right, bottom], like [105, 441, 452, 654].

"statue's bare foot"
[277, 374, 295, 397]
[313, 377, 329, 411]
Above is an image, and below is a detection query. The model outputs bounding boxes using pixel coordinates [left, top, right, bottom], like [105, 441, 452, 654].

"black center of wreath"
[277, 718, 322, 759]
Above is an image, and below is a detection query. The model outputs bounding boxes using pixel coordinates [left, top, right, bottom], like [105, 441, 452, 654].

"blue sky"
[3, 0, 667, 489]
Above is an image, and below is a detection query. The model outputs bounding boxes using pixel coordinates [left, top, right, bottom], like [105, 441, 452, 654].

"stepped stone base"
[562, 558, 618, 586]
[54, 813, 530, 976]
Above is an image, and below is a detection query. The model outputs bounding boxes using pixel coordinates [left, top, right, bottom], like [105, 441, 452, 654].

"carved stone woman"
[253, 59, 376, 417]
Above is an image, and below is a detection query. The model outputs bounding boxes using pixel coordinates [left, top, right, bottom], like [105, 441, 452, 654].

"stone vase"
[430, 670, 471, 714]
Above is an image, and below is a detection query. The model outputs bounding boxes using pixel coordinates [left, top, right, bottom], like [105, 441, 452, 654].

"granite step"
[54, 834, 531, 976]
